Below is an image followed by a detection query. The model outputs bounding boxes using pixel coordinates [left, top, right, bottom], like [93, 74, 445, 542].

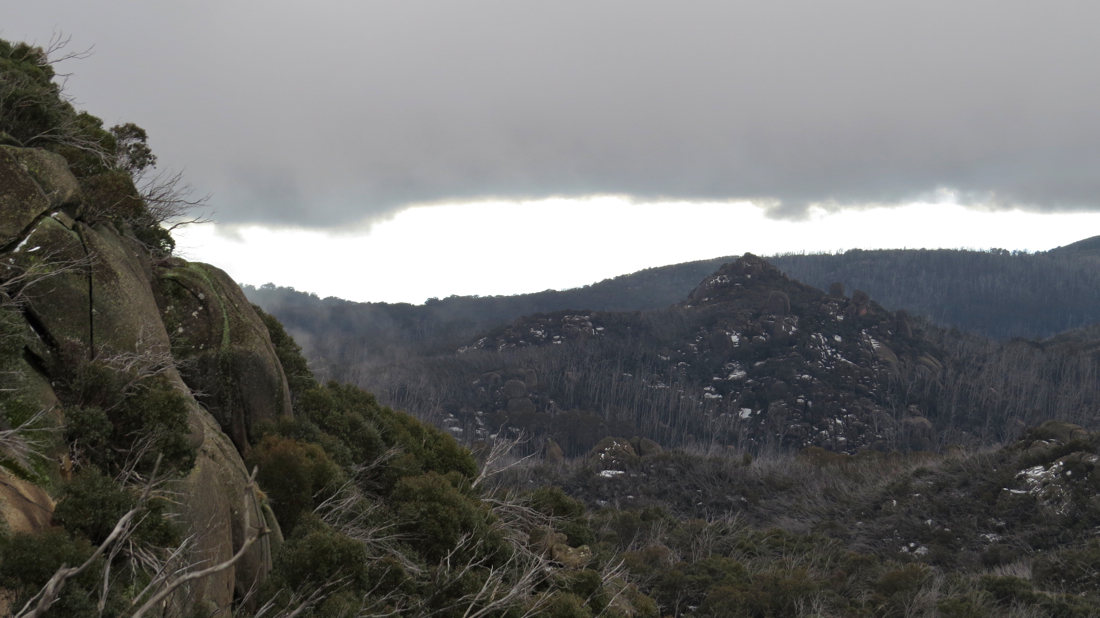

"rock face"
[0, 469, 54, 534]
[154, 261, 293, 452]
[0, 147, 290, 611]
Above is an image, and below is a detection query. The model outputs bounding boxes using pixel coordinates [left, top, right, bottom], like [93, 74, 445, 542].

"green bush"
[253, 304, 316, 398]
[60, 369, 195, 475]
[1033, 540, 1100, 595]
[980, 575, 1038, 606]
[528, 486, 595, 547]
[248, 435, 345, 535]
[52, 467, 180, 548]
[536, 592, 593, 618]
[937, 595, 990, 618]
[701, 569, 817, 618]
[297, 383, 386, 466]
[393, 471, 499, 563]
[63, 405, 112, 468]
[0, 528, 124, 618]
[112, 376, 196, 474]
[267, 513, 369, 596]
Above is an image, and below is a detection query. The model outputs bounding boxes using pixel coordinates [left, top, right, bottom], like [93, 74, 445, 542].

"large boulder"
[630, 436, 663, 457]
[3, 147, 82, 215]
[503, 379, 527, 400]
[1029, 420, 1088, 444]
[544, 438, 565, 464]
[766, 290, 790, 315]
[177, 405, 281, 614]
[0, 147, 54, 244]
[154, 261, 293, 453]
[0, 468, 54, 534]
[86, 223, 175, 355]
[507, 396, 535, 415]
[9, 215, 91, 364]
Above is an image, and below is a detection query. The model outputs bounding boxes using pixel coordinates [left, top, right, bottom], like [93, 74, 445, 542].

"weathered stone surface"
[154, 262, 292, 452]
[589, 436, 637, 462]
[630, 436, 663, 457]
[551, 543, 593, 569]
[86, 223, 174, 355]
[767, 290, 790, 315]
[0, 146, 281, 609]
[507, 396, 535, 415]
[544, 438, 565, 463]
[15, 214, 91, 365]
[503, 379, 527, 399]
[873, 341, 899, 366]
[524, 368, 538, 389]
[6, 147, 82, 214]
[0, 146, 52, 245]
[903, 415, 936, 450]
[178, 405, 281, 614]
[0, 468, 54, 534]
[895, 309, 913, 338]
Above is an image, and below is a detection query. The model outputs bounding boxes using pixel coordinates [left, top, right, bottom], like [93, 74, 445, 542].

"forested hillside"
[771, 244, 1100, 339]
[247, 238, 1100, 388]
[242, 256, 729, 377]
[347, 256, 1100, 459]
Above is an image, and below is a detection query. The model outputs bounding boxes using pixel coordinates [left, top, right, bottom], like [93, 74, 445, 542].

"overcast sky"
[6, 2, 1100, 302]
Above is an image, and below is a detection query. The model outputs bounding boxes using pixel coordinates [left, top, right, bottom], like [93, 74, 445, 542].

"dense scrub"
[486, 421, 1100, 617]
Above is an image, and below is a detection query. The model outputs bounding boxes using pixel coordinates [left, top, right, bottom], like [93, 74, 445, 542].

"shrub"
[248, 435, 344, 535]
[112, 376, 196, 474]
[268, 513, 369, 594]
[701, 569, 817, 618]
[529, 486, 595, 547]
[393, 471, 498, 563]
[60, 369, 195, 475]
[0, 528, 124, 618]
[52, 467, 180, 548]
[253, 304, 316, 398]
[937, 595, 991, 618]
[63, 405, 112, 468]
[297, 383, 386, 466]
[1033, 540, 1100, 595]
[536, 592, 593, 618]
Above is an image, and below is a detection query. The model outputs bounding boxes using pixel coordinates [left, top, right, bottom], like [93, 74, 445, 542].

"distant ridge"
[1046, 234, 1100, 259]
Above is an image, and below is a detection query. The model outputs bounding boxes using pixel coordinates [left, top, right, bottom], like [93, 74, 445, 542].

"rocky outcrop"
[0, 146, 289, 610]
[154, 261, 292, 452]
[0, 469, 54, 534]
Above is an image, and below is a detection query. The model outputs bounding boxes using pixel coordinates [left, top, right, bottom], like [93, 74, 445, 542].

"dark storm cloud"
[7, 1, 1100, 227]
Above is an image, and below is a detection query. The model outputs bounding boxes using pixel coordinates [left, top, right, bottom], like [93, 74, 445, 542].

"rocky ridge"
[449, 254, 948, 455]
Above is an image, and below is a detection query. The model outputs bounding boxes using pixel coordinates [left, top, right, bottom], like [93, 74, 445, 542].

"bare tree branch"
[129, 466, 268, 618]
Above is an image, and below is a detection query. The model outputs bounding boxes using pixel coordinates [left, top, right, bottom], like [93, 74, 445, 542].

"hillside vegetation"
[7, 33, 1100, 618]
